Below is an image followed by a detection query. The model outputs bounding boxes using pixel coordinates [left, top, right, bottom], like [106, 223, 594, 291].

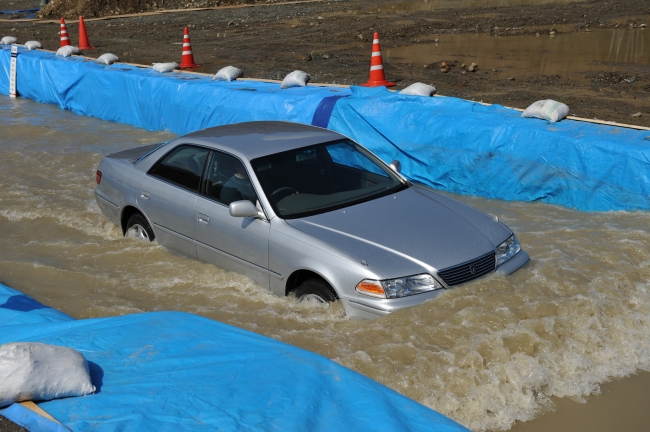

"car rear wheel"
[125, 214, 155, 242]
[296, 278, 338, 304]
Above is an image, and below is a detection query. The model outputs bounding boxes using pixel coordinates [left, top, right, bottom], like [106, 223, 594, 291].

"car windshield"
[251, 139, 408, 219]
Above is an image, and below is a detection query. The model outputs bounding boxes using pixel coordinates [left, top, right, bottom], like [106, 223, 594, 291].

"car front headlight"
[356, 274, 443, 299]
[496, 234, 521, 266]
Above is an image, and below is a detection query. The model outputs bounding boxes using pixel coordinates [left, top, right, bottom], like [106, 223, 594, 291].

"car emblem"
[469, 265, 476, 275]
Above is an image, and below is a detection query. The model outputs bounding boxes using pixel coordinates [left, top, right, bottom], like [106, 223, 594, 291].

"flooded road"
[1, 96, 650, 431]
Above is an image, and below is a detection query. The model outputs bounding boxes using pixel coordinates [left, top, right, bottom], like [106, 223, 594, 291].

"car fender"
[269, 219, 384, 302]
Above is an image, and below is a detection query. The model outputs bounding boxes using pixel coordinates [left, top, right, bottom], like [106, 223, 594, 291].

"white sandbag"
[152, 62, 178, 73]
[1, 36, 17, 45]
[400, 82, 437, 97]
[281, 70, 310, 89]
[522, 99, 570, 122]
[24, 41, 42, 50]
[96, 53, 119, 65]
[213, 66, 243, 81]
[0, 342, 96, 408]
[56, 45, 81, 57]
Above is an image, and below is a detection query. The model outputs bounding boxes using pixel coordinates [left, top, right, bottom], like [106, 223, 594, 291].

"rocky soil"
[35, 0, 289, 19]
[0, 416, 26, 432]
[0, 0, 649, 126]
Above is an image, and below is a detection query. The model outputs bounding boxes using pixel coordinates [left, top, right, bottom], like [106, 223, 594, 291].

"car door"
[194, 150, 271, 289]
[137, 144, 210, 259]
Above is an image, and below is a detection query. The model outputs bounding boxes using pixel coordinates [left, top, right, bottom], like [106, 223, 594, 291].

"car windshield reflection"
[251, 139, 407, 219]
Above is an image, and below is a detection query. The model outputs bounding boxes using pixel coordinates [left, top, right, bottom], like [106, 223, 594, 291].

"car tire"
[125, 213, 155, 242]
[296, 278, 338, 304]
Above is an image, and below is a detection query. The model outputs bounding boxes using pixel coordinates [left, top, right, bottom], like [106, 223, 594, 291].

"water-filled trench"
[385, 27, 650, 85]
[1, 96, 649, 431]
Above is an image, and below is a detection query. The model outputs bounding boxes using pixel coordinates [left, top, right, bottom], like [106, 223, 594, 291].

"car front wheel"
[125, 213, 155, 242]
[296, 278, 338, 304]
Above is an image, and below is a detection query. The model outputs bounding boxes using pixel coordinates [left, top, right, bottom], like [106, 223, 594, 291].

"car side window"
[148, 145, 210, 193]
[200, 151, 258, 206]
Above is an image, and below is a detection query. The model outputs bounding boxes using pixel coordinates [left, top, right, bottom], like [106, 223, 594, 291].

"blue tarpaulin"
[0, 284, 72, 325]
[0, 404, 68, 432]
[0, 283, 468, 431]
[0, 8, 39, 15]
[1, 47, 648, 212]
[0, 48, 350, 133]
[327, 86, 650, 212]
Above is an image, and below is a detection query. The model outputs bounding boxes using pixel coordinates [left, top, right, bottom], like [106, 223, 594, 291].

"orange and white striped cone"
[360, 32, 395, 87]
[179, 27, 201, 69]
[59, 18, 71, 47]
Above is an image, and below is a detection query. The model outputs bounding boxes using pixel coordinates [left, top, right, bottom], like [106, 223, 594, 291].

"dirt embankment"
[36, 0, 285, 19]
[1, 0, 649, 126]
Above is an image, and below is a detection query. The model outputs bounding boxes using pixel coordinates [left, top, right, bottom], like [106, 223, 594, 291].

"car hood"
[286, 186, 512, 279]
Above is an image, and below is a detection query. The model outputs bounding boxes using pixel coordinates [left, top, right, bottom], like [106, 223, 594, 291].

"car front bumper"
[343, 249, 530, 319]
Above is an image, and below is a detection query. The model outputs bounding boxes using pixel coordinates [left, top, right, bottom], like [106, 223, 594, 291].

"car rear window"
[148, 145, 209, 193]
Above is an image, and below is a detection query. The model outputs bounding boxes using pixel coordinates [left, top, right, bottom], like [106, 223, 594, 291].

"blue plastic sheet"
[0, 287, 468, 432]
[0, 403, 69, 432]
[0, 283, 73, 325]
[0, 8, 39, 14]
[327, 87, 650, 212]
[0, 48, 350, 135]
[311, 94, 348, 128]
[1, 48, 648, 211]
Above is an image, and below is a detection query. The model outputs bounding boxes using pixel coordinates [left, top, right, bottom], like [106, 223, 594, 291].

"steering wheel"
[270, 187, 298, 202]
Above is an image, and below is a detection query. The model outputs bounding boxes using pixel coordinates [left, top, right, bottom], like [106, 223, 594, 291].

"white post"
[9, 45, 18, 98]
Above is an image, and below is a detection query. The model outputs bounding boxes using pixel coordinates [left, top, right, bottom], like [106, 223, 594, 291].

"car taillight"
[96, 170, 102, 184]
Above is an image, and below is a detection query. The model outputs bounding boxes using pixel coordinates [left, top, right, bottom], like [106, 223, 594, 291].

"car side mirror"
[389, 160, 402, 173]
[229, 200, 264, 219]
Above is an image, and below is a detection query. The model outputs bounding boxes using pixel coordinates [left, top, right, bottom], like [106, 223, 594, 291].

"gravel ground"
[0, 416, 26, 432]
[1, 0, 649, 126]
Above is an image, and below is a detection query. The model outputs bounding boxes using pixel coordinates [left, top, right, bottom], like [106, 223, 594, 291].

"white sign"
[9, 45, 18, 98]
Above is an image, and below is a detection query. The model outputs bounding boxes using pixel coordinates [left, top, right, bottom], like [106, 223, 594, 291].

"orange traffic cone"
[360, 32, 395, 87]
[78, 16, 94, 50]
[59, 18, 71, 47]
[179, 27, 201, 69]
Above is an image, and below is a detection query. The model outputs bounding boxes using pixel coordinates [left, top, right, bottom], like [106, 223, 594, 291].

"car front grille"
[437, 252, 496, 287]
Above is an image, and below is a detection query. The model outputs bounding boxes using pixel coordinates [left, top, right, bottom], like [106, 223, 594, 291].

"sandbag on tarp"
[0, 310, 468, 432]
[0, 283, 72, 325]
[327, 86, 650, 212]
[0, 48, 351, 135]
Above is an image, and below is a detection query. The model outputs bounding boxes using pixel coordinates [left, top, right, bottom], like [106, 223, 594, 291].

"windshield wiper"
[393, 183, 410, 193]
[312, 185, 403, 213]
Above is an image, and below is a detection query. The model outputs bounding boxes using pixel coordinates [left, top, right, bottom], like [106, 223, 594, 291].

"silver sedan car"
[94, 121, 529, 319]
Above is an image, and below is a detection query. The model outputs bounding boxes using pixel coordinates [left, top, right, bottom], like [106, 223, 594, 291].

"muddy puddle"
[1, 96, 650, 431]
[386, 27, 649, 83]
[371, 0, 585, 13]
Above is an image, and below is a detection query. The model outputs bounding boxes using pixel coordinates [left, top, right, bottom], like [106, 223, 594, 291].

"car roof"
[176, 121, 347, 160]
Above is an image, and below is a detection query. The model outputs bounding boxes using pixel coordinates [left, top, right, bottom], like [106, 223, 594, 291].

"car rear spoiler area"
[106, 142, 168, 164]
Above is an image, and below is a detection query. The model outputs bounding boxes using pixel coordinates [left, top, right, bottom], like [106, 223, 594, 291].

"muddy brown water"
[1, 96, 650, 431]
[386, 27, 650, 84]
[369, 0, 585, 13]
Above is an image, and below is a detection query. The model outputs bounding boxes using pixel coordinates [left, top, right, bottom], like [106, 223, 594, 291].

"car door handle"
[198, 213, 210, 224]
[140, 190, 150, 200]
